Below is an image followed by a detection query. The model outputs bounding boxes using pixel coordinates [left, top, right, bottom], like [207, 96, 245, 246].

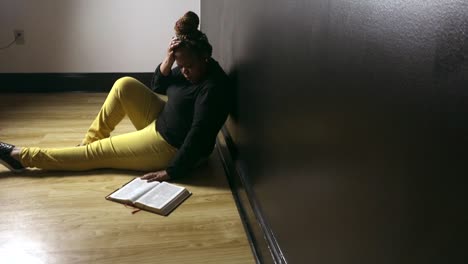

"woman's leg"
[18, 120, 177, 171]
[81, 76, 166, 145]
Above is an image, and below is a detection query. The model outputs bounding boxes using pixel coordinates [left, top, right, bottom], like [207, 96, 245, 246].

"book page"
[109, 178, 160, 202]
[135, 182, 185, 210]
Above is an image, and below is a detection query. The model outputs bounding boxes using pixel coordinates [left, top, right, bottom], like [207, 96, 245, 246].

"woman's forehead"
[175, 50, 198, 65]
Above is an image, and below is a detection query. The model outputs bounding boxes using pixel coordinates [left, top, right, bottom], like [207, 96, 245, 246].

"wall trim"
[0, 73, 153, 92]
[216, 127, 287, 264]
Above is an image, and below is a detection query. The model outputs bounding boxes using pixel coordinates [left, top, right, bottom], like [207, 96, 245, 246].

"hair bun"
[174, 11, 200, 39]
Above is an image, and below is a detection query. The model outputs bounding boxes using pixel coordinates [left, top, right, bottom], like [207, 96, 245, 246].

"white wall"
[0, 0, 200, 72]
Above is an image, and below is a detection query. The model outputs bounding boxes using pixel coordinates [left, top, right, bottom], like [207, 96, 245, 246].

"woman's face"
[174, 47, 208, 84]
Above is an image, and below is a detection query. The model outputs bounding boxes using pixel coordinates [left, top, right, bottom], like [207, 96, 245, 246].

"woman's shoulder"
[202, 60, 229, 85]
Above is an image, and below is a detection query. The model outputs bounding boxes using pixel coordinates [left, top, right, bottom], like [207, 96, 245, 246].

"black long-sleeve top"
[150, 58, 232, 179]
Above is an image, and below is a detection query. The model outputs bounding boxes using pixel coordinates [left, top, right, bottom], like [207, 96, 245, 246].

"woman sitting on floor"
[0, 11, 232, 182]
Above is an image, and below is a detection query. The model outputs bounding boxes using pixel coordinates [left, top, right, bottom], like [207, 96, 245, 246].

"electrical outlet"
[13, 30, 25, 45]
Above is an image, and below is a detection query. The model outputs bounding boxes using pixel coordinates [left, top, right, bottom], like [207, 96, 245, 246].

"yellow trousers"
[19, 77, 178, 171]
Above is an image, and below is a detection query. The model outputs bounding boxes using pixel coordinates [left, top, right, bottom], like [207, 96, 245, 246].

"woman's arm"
[140, 84, 225, 182]
[165, 84, 229, 179]
[151, 37, 182, 94]
[160, 37, 181, 76]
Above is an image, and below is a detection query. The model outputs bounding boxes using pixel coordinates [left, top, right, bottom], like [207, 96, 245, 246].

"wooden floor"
[0, 93, 254, 264]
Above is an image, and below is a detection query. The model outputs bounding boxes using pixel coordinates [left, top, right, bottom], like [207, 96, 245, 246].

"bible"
[105, 177, 191, 216]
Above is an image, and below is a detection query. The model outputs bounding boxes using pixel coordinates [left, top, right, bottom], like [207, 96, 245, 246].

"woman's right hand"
[161, 37, 181, 76]
[167, 36, 181, 60]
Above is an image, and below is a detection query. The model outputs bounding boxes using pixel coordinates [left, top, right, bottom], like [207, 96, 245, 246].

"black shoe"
[0, 142, 25, 173]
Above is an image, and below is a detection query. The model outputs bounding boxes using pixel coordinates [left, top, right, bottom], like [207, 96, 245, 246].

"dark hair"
[174, 11, 213, 57]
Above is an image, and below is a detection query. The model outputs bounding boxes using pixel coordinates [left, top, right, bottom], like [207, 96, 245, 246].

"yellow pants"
[19, 76, 178, 172]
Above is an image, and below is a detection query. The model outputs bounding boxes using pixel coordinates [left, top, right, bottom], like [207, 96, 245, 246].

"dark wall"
[202, 1, 468, 263]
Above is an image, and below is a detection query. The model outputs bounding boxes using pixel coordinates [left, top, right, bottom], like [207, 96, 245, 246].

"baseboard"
[216, 127, 287, 264]
[0, 73, 153, 92]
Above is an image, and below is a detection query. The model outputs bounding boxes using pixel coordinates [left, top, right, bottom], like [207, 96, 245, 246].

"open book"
[105, 177, 191, 216]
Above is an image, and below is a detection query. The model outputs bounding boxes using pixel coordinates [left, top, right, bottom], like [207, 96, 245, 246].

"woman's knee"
[113, 76, 142, 96]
